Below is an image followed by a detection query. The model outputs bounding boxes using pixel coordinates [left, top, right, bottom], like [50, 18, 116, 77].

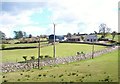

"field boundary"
[1, 46, 119, 73]
[60, 41, 116, 46]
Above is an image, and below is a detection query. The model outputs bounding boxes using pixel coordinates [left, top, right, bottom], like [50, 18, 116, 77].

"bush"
[72, 73, 76, 75]
[38, 74, 41, 77]
[45, 55, 49, 58]
[17, 79, 20, 81]
[3, 76, 5, 78]
[39, 56, 43, 59]
[3, 80, 8, 82]
[59, 74, 63, 77]
[45, 55, 51, 58]
[43, 74, 46, 77]
[20, 73, 23, 75]
[1, 44, 6, 49]
[23, 56, 27, 62]
[25, 75, 30, 78]
[31, 56, 35, 60]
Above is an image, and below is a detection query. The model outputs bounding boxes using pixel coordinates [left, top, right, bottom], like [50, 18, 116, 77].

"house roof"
[67, 36, 81, 39]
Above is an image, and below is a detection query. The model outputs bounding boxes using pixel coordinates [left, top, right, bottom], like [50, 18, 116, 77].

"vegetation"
[2, 43, 106, 62]
[1, 44, 6, 49]
[2, 50, 118, 82]
[99, 23, 111, 38]
[111, 31, 117, 40]
[98, 34, 120, 42]
[22, 56, 27, 62]
[14, 31, 27, 39]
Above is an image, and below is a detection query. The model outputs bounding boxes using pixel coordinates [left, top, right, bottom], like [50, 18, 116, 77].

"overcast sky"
[0, 0, 119, 38]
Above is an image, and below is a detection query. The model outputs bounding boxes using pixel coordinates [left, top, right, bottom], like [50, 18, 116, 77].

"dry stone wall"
[1, 46, 119, 73]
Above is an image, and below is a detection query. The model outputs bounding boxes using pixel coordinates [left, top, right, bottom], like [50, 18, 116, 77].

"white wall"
[84, 35, 97, 42]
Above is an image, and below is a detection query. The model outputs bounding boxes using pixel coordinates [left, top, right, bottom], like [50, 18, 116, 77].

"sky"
[0, 0, 119, 38]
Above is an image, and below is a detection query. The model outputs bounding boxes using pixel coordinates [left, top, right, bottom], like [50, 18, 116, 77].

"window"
[87, 39, 89, 41]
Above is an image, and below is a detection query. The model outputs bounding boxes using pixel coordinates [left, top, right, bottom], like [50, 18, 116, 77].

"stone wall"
[1, 46, 119, 73]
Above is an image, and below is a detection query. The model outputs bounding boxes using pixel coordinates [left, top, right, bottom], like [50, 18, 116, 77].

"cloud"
[0, 0, 119, 38]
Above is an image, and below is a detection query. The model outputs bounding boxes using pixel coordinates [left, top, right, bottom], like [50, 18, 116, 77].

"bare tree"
[99, 23, 111, 38]
[111, 31, 117, 40]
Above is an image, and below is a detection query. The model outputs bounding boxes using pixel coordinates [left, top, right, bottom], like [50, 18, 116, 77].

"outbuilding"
[48, 34, 65, 43]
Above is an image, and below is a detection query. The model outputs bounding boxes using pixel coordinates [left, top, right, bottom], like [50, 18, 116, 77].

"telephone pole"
[91, 41, 94, 59]
[38, 36, 40, 69]
[53, 23, 56, 58]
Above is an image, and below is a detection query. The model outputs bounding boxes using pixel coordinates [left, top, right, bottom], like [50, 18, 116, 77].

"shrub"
[39, 56, 43, 59]
[3, 80, 7, 82]
[82, 76, 84, 79]
[31, 71, 34, 72]
[43, 74, 46, 77]
[23, 56, 27, 62]
[25, 75, 30, 78]
[1, 44, 6, 49]
[72, 73, 76, 75]
[20, 73, 23, 75]
[17, 79, 20, 81]
[68, 73, 71, 76]
[89, 74, 91, 76]
[59, 74, 63, 77]
[31, 56, 35, 60]
[61, 79, 64, 81]
[3, 76, 5, 78]
[45, 55, 51, 58]
[38, 74, 41, 77]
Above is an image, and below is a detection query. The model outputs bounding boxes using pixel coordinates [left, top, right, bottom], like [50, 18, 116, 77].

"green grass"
[2, 43, 106, 63]
[97, 34, 120, 42]
[2, 49, 118, 82]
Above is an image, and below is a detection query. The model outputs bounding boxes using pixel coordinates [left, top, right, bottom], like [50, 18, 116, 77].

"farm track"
[1, 46, 119, 73]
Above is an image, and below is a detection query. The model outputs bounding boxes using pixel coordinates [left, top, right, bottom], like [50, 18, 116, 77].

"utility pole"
[38, 36, 40, 69]
[53, 23, 56, 58]
[91, 34, 96, 59]
[91, 41, 94, 59]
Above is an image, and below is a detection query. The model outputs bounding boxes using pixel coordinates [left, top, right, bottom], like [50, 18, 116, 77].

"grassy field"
[97, 34, 120, 42]
[2, 49, 118, 82]
[2, 43, 107, 63]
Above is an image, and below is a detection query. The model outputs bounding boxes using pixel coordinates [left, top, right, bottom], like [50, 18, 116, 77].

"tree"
[99, 23, 111, 38]
[77, 32, 80, 36]
[94, 31, 97, 34]
[14, 31, 27, 39]
[23, 32, 27, 38]
[111, 31, 117, 40]
[29, 34, 32, 38]
[81, 36, 84, 41]
[66, 33, 72, 37]
[73, 33, 77, 36]
[0, 31, 6, 40]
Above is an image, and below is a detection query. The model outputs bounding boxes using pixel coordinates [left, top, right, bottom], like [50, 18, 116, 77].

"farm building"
[84, 35, 97, 42]
[67, 36, 81, 42]
[48, 34, 65, 43]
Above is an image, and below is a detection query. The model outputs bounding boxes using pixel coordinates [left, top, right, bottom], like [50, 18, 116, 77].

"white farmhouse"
[84, 35, 97, 42]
